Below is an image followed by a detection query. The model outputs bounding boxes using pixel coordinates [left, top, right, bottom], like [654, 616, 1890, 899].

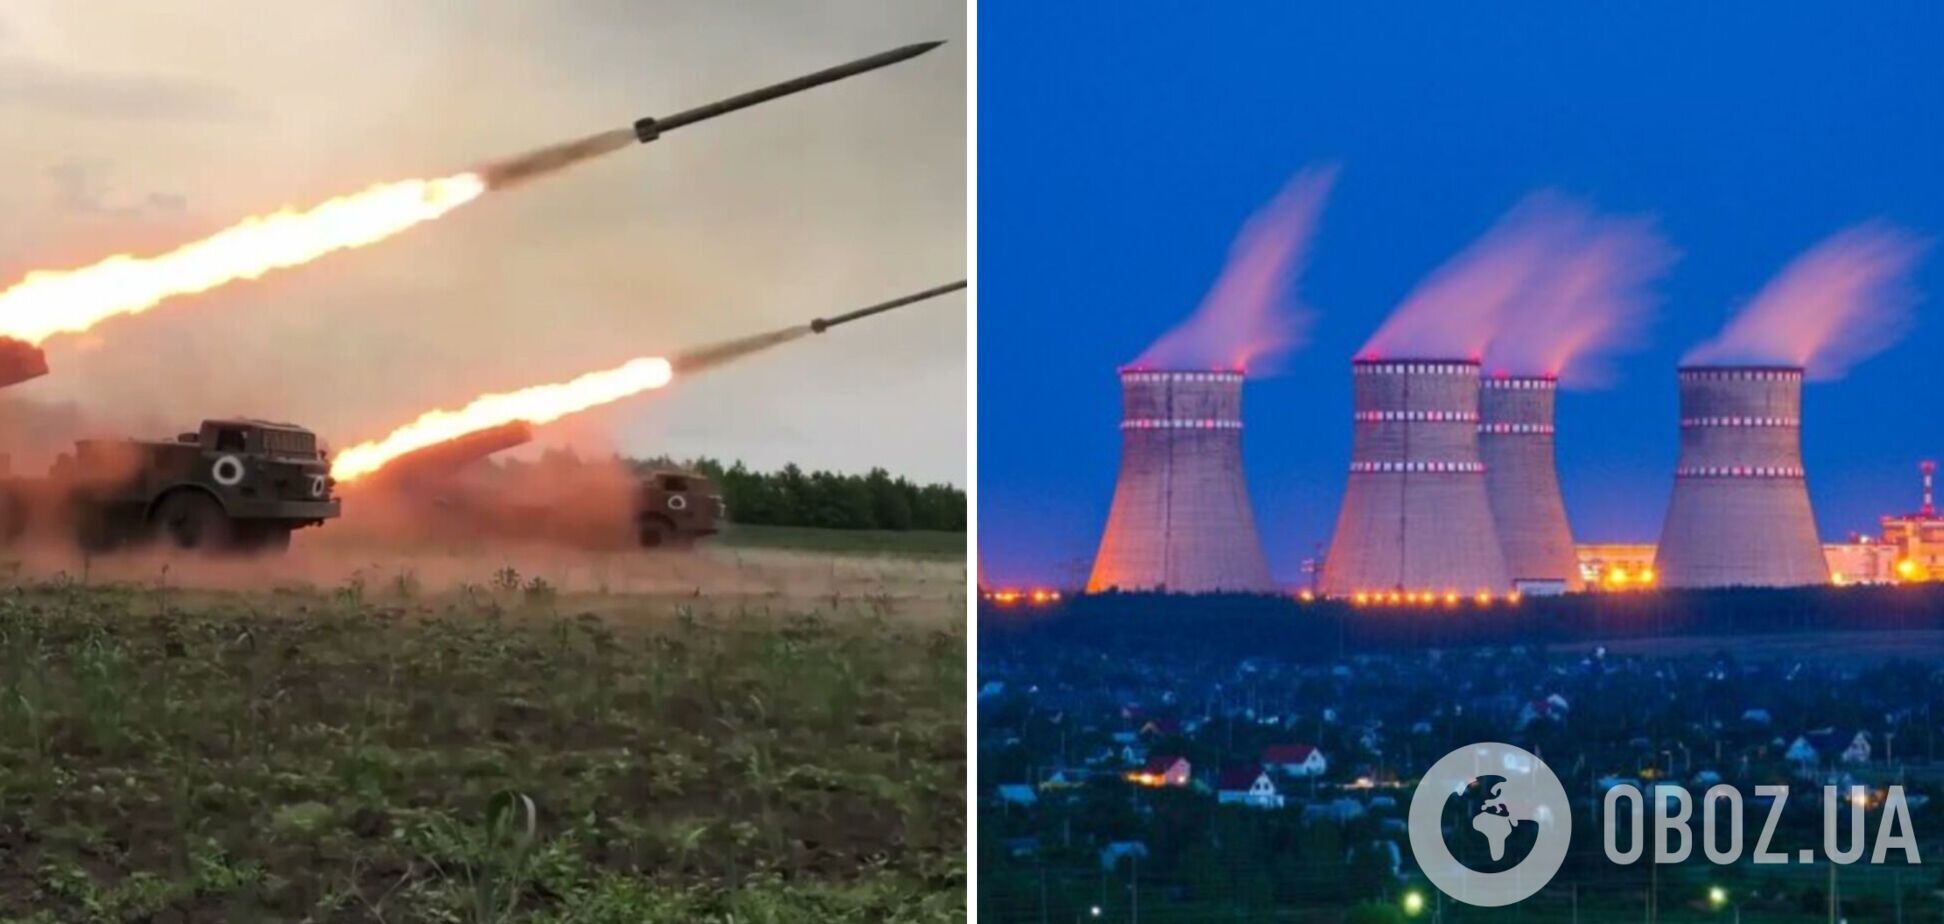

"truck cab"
[635, 469, 725, 547]
[66, 418, 341, 552]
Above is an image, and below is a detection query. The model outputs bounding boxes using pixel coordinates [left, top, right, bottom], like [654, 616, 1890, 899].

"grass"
[0, 574, 964, 922]
[715, 525, 965, 559]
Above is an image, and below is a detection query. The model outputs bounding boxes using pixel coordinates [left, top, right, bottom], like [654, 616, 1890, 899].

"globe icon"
[1440, 774, 1543, 874]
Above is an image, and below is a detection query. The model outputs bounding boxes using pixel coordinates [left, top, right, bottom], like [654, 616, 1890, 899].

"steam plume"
[1684, 223, 1924, 379]
[1362, 193, 1671, 380]
[1132, 166, 1336, 374]
[1484, 202, 1673, 385]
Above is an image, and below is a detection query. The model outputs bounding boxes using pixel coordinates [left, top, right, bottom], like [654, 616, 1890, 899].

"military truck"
[0, 418, 340, 553]
[343, 421, 724, 549]
[633, 468, 725, 548]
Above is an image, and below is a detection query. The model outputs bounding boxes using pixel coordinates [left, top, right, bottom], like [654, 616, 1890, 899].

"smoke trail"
[672, 326, 810, 375]
[1132, 166, 1336, 375]
[1484, 202, 1673, 385]
[477, 129, 636, 190]
[1685, 223, 1924, 379]
[1362, 193, 1670, 375]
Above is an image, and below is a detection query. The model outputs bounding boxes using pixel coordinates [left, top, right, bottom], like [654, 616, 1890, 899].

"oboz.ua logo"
[1410, 742, 1925, 908]
[1408, 742, 1572, 907]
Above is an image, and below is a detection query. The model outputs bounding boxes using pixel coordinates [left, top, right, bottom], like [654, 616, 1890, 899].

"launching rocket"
[671, 280, 965, 374]
[633, 42, 944, 143]
[482, 42, 945, 189]
[811, 280, 966, 333]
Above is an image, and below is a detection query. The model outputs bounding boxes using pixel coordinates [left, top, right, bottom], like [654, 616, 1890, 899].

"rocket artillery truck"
[0, 418, 340, 553]
[346, 421, 725, 549]
[0, 338, 49, 390]
[340, 281, 965, 550]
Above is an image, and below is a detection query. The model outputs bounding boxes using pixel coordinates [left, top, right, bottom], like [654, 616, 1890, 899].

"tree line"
[983, 583, 1944, 658]
[630, 457, 965, 532]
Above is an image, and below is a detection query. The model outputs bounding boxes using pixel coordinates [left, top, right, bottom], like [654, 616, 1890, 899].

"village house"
[1517, 693, 1571, 729]
[995, 784, 1038, 808]
[1786, 730, 1872, 767]
[1100, 841, 1148, 872]
[1214, 767, 1285, 809]
[1126, 755, 1190, 788]
[1262, 744, 1328, 777]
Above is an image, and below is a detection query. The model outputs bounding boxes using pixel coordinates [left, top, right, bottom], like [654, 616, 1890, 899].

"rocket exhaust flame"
[0, 43, 942, 348]
[331, 357, 675, 482]
[332, 280, 963, 482]
[329, 327, 803, 483]
[0, 174, 485, 345]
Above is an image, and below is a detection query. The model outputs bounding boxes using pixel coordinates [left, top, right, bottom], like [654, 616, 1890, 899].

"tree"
[621, 454, 964, 532]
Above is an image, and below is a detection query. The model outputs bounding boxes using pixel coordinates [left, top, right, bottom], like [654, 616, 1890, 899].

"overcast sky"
[0, 2, 965, 484]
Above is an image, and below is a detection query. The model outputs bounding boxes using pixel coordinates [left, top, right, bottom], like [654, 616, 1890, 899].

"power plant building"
[1878, 461, 1944, 582]
[1653, 366, 1829, 588]
[1319, 359, 1512, 596]
[1479, 375, 1585, 592]
[1087, 370, 1276, 593]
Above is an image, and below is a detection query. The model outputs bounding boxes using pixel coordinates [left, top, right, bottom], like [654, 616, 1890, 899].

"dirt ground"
[0, 529, 967, 621]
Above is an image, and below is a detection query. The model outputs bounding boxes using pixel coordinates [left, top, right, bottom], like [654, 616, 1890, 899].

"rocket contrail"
[0, 43, 942, 348]
[331, 281, 964, 482]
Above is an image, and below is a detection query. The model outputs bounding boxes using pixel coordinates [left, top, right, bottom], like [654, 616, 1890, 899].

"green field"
[715, 524, 965, 558]
[0, 575, 965, 922]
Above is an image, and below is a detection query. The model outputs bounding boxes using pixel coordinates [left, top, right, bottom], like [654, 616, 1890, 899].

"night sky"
[978, 3, 1944, 587]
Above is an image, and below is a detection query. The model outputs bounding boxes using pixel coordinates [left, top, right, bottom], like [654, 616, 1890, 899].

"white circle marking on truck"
[212, 455, 245, 486]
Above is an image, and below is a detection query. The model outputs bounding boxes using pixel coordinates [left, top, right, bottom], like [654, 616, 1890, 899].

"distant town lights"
[1332, 589, 1524, 607]
[982, 588, 1062, 606]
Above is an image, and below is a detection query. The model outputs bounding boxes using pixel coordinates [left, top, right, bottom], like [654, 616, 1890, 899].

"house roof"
[1141, 755, 1186, 775]
[1139, 718, 1183, 736]
[1216, 767, 1271, 791]
[1263, 744, 1320, 764]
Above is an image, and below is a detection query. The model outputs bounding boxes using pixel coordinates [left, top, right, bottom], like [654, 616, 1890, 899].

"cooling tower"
[1479, 376, 1585, 591]
[1087, 370, 1275, 593]
[1319, 360, 1512, 596]
[1654, 366, 1829, 588]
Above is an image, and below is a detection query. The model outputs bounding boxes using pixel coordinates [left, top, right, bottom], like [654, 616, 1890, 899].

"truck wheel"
[151, 492, 234, 552]
[637, 517, 670, 549]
